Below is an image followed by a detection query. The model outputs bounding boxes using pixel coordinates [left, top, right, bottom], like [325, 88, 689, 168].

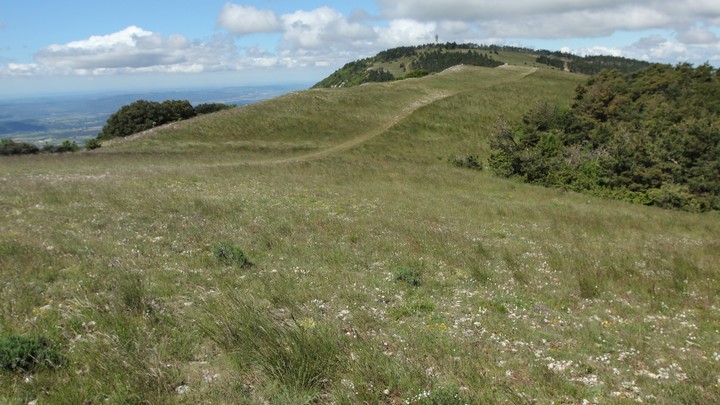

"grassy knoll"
[1, 66, 719, 403]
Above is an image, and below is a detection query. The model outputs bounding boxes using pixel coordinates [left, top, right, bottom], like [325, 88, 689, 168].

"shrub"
[0, 139, 39, 155]
[404, 69, 430, 79]
[488, 64, 720, 212]
[85, 138, 101, 150]
[0, 335, 64, 371]
[194, 103, 232, 115]
[42, 140, 79, 153]
[395, 266, 422, 286]
[211, 241, 252, 267]
[449, 154, 482, 170]
[97, 99, 196, 140]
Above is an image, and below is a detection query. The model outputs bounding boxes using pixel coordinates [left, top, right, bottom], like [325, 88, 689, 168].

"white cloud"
[0, 25, 289, 78]
[629, 34, 720, 65]
[280, 7, 375, 50]
[35, 26, 189, 70]
[562, 46, 623, 58]
[676, 25, 719, 44]
[374, 19, 437, 47]
[217, 4, 280, 35]
[4, 2, 720, 83]
[378, 1, 720, 39]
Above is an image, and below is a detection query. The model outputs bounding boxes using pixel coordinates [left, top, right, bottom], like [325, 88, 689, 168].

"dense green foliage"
[97, 99, 196, 140]
[41, 140, 80, 153]
[194, 102, 233, 115]
[489, 63, 720, 211]
[1, 139, 80, 156]
[315, 42, 653, 89]
[1, 139, 39, 155]
[312, 59, 376, 88]
[97, 100, 233, 140]
[0, 335, 63, 371]
[536, 54, 651, 75]
[410, 49, 502, 72]
[313, 43, 502, 88]
[211, 240, 253, 268]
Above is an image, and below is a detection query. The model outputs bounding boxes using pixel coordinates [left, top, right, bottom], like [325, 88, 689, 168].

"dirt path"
[252, 90, 456, 166]
[227, 65, 538, 167]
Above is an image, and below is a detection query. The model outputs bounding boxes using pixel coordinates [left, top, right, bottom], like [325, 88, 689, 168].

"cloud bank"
[217, 4, 280, 35]
[2, 1, 719, 80]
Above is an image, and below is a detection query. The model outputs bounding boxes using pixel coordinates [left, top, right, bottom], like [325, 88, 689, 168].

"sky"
[1, 0, 719, 99]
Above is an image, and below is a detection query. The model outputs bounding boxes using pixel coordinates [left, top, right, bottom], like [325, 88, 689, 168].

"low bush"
[211, 241, 253, 267]
[0, 139, 39, 155]
[449, 154, 482, 170]
[394, 266, 422, 287]
[0, 335, 64, 372]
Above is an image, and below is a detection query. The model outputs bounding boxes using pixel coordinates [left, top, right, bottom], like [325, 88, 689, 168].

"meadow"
[1, 66, 719, 403]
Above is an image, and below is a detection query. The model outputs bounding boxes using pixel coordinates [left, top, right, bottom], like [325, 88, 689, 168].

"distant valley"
[0, 84, 308, 145]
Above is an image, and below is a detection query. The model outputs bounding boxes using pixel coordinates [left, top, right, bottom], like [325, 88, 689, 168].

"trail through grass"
[1, 66, 718, 403]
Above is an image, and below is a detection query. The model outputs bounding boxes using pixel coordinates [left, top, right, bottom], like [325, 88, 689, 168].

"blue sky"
[1, 1, 719, 98]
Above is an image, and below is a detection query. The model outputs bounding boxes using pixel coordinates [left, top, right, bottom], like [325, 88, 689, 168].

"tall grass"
[1, 66, 718, 402]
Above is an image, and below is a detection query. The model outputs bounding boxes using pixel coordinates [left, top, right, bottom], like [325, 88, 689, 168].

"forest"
[489, 63, 720, 211]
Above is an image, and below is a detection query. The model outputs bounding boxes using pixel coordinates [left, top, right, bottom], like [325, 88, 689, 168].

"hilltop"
[1, 62, 718, 403]
[313, 42, 651, 88]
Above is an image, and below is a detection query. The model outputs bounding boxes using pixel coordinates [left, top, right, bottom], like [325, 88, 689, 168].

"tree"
[97, 99, 197, 140]
[0, 139, 39, 155]
[489, 64, 720, 211]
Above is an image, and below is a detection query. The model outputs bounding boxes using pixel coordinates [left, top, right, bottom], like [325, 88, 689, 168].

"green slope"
[1, 66, 718, 404]
[312, 43, 652, 88]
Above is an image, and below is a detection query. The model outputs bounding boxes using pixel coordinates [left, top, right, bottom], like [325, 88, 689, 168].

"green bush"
[42, 140, 79, 153]
[97, 99, 197, 140]
[0, 335, 64, 372]
[0, 139, 39, 155]
[395, 266, 422, 287]
[194, 102, 232, 115]
[211, 241, 252, 267]
[449, 154, 482, 170]
[488, 64, 720, 212]
[85, 138, 101, 150]
[404, 69, 430, 79]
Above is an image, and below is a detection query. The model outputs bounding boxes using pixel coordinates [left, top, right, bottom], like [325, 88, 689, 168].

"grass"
[1, 66, 719, 403]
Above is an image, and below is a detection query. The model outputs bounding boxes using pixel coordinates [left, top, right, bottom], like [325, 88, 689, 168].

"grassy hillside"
[1, 66, 719, 403]
[313, 43, 651, 88]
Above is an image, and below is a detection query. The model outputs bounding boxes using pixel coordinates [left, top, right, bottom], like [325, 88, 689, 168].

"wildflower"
[299, 317, 316, 330]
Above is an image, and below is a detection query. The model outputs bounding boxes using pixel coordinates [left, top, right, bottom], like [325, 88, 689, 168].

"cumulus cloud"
[280, 7, 375, 50]
[217, 4, 280, 35]
[374, 19, 437, 47]
[677, 25, 719, 44]
[35, 26, 189, 70]
[561, 45, 623, 58]
[379, 0, 720, 39]
[0, 25, 287, 78]
[4, 2, 720, 81]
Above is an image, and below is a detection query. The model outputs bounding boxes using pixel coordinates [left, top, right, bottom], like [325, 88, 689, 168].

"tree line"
[489, 63, 720, 212]
[536, 54, 651, 75]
